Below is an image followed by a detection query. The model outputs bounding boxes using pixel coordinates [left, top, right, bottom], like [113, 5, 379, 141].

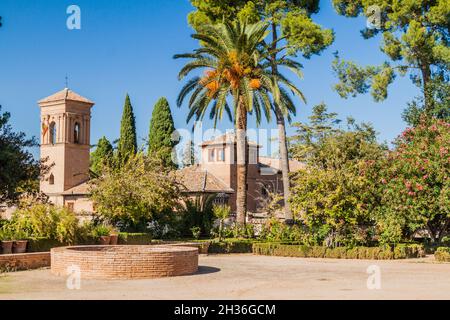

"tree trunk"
[275, 108, 293, 223]
[270, 22, 293, 224]
[421, 63, 433, 114]
[219, 220, 223, 242]
[236, 100, 248, 226]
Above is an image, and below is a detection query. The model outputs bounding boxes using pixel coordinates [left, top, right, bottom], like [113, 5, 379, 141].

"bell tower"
[38, 88, 94, 197]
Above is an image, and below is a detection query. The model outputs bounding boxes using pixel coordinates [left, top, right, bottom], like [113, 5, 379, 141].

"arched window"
[74, 122, 80, 144]
[49, 122, 57, 145]
[49, 174, 55, 185]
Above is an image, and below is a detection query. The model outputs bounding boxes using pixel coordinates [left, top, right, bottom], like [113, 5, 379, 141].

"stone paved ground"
[1, 254, 449, 300]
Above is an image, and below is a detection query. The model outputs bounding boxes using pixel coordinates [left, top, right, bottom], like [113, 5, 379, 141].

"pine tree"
[332, 0, 449, 117]
[148, 97, 178, 169]
[90, 136, 113, 175]
[117, 94, 137, 164]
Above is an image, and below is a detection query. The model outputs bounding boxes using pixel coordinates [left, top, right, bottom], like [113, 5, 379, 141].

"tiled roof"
[200, 133, 260, 147]
[61, 181, 91, 196]
[38, 88, 94, 105]
[175, 166, 234, 194]
[258, 156, 306, 172]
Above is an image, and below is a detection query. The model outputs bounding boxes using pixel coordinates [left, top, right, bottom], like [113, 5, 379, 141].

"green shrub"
[310, 246, 327, 258]
[327, 247, 347, 259]
[190, 226, 201, 240]
[6, 204, 82, 244]
[393, 244, 425, 259]
[346, 247, 359, 259]
[92, 224, 113, 238]
[208, 240, 253, 254]
[27, 238, 66, 252]
[258, 218, 307, 243]
[252, 243, 424, 260]
[118, 233, 153, 245]
[435, 247, 450, 262]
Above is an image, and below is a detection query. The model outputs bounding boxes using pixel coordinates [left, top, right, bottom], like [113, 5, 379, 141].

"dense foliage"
[90, 136, 114, 176]
[372, 117, 450, 243]
[290, 106, 386, 246]
[89, 153, 181, 232]
[178, 194, 216, 238]
[0, 106, 46, 204]
[1, 203, 86, 244]
[288, 104, 450, 245]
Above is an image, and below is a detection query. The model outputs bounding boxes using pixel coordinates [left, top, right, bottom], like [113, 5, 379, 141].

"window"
[208, 149, 215, 162]
[49, 174, 55, 185]
[213, 193, 229, 206]
[218, 148, 225, 161]
[261, 185, 268, 196]
[67, 202, 74, 212]
[74, 122, 80, 144]
[49, 122, 56, 145]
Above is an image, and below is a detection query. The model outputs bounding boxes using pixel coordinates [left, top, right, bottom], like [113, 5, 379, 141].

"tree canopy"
[371, 117, 450, 243]
[188, 0, 334, 60]
[89, 153, 181, 230]
[0, 106, 45, 204]
[290, 105, 386, 246]
[332, 0, 450, 121]
[90, 136, 114, 175]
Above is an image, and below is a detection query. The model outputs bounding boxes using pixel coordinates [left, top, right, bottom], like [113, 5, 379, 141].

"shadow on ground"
[195, 266, 220, 275]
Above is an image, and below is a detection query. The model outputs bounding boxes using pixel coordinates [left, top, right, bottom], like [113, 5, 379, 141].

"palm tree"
[174, 21, 273, 226]
[262, 23, 307, 224]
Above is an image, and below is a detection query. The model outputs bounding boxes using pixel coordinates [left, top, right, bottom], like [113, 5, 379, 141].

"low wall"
[0, 252, 50, 271]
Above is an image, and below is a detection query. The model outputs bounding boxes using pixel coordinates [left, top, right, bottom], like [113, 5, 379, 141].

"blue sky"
[0, 0, 419, 157]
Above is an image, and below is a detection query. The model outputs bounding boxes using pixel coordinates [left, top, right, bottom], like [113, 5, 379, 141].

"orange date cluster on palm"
[199, 51, 262, 95]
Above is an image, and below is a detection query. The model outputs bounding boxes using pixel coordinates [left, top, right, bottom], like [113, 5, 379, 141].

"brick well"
[51, 245, 199, 280]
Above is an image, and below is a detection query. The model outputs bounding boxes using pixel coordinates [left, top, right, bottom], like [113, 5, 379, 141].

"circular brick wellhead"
[51, 245, 199, 280]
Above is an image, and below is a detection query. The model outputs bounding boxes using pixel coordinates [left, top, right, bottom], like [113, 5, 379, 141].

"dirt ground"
[1, 254, 449, 300]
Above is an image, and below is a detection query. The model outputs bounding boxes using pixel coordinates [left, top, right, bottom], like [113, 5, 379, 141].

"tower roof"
[38, 88, 94, 105]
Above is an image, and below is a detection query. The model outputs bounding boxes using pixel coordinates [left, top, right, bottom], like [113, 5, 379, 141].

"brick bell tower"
[38, 88, 94, 200]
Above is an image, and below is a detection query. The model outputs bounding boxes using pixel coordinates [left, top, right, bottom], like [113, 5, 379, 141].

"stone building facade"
[39, 88, 94, 217]
[177, 133, 304, 214]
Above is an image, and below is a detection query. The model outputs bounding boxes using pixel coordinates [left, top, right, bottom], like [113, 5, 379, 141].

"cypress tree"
[118, 94, 137, 163]
[182, 139, 196, 168]
[148, 97, 178, 169]
[91, 136, 113, 175]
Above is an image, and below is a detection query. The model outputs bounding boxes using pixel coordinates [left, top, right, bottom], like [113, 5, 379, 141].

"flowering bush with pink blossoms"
[374, 117, 450, 243]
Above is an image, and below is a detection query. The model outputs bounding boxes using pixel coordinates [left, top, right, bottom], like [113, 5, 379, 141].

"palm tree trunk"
[270, 22, 293, 224]
[236, 100, 248, 226]
[275, 108, 293, 223]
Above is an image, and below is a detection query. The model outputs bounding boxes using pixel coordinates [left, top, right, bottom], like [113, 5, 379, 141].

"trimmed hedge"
[118, 233, 153, 245]
[27, 238, 66, 253]
[252, 243, 425, 260]
[434, 247, 450, 262]
[208, 241, 254, 254]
